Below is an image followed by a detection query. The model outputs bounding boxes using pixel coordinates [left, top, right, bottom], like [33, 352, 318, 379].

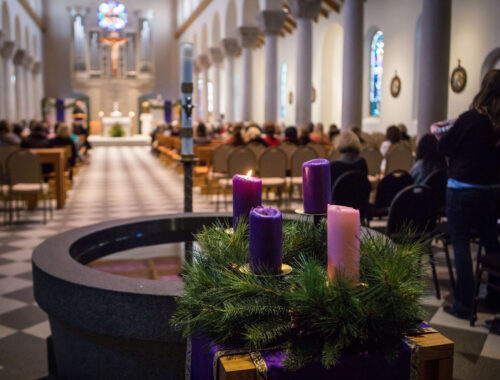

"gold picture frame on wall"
[288, 91, 293, 104]
[390, 71, 401, 98]
[450, 59, 467, 93]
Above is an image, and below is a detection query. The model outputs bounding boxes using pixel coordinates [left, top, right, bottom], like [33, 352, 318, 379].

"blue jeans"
[446, 188, 500, 315]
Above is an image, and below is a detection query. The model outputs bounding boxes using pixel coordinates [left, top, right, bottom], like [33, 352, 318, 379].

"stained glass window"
[369, 31, 384, 116]
[97, 2, 128, 32]
[280, 63, 287, 118]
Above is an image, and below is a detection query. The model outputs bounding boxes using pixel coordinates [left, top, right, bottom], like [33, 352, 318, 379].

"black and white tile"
[0, 146, 498, 379]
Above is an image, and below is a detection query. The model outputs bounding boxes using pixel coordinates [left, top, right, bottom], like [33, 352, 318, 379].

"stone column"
[198, 54, 211, 121]
[222, 38, 239, 123]
[24, 55, 34, 120]
[238, 27, 259, 122]
[192, 60, 200, 122]
[32, 61, 42, 119]
[13, 49, 26, 122]
[209, 47, 224, 123]
[258, 10, 286, 123]
[417, 0, 452, 139]
[341, 0, 364, 131]
[289, 0, 322, 127]
[1, 41, 15, 121]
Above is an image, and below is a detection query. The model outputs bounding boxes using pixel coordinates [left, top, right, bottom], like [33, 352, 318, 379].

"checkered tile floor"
[0, 146, 498, 379]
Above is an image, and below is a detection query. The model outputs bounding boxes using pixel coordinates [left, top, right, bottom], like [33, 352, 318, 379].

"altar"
[101, 102, 132, 136]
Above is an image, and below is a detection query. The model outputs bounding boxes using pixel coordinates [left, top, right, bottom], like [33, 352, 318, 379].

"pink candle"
[327, 205, 360, 282]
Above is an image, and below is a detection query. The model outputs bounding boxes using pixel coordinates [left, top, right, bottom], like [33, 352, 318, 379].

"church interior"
[0, 0, 499, 379]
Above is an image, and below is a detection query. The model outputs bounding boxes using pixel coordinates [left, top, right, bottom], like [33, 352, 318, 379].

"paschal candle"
[302, 159, 331, 214]
[327, 205, 360, 282]
[249, 206, 282, 275]
[232, 172, 262, 231]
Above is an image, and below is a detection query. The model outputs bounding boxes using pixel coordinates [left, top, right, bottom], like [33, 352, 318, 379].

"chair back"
[385, 143, 413, 174]
[327, 149, 341, 162]
[247, 142, 267, 163]
[370, 132, 386, 148]
[227, 147, 257, 177]
[374, 170, 414, 210]
[422, 169, 447, 212]
[259, 148, 287, 178]
[332, 171, 371, 220]
[7, 151, 43, 185]
[278, 142, 298, 170]
[307, 142, 326, 158]
[0, 146, 19, 173]
[212, 144, 233, 173]
[386, 185, 436, 236]
[290, 147, 318, 177]
[53, 145, 73, 163]
[360, 146, 383, 176]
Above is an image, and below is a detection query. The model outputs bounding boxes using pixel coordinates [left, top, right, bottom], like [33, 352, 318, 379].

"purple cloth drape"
[190, 336, 415, 380]
[56, 99, 65, 122]
[164, 100, 172, 123]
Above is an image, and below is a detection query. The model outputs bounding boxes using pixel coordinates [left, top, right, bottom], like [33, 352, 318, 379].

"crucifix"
[99, 31, 128, 77]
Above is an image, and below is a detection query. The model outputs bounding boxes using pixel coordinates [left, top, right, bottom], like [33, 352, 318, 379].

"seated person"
[380, 125, 401, 157]
[410, 133, 446, 184]
[193, 122, 212, 145]
[225, 124, 246, 147]
[311, 122, 329, 144]
[246, 126, 268, 146]
[21, 124, 52, 148]
[328, 124, 340, 141]
[0, 120, 21, 146]
[298, 126, 312, 145]
[13, 123, 24, 139]
[262, 122, 280, 147]
[330, 131, 368, 187]
[282, 126, 299, 145]
[50, 122, 77, 167]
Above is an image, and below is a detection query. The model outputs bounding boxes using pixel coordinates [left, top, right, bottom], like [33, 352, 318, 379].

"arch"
[481, 47, 500, 80]
[25, 26, 30, 54]
[225, 0, 237, 38]
[369, 30, 384, 116]
[1, 1, 11, 40]
[212, 12, 220, 46]
[320, 23, 344, 126]
[201, 23, 208, 53]
[15, 14, 21, 47]
[33, 34, 37, 58]
[240, 0, 259, 26]
[193, 32, 198, 58]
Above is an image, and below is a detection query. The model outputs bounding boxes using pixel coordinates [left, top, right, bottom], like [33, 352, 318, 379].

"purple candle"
[249, 206, 282, 275]
[302, 159, 331, 214]
[232, 171, 262, 231]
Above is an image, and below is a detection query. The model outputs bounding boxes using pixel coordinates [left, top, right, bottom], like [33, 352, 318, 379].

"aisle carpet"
[0, 146, 498, 379]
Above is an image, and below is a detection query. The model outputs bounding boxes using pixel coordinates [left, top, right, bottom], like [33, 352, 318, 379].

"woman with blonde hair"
[329, 131, 368, 187]
[433, 69, 500, 319]
[51, 122, 77, 167]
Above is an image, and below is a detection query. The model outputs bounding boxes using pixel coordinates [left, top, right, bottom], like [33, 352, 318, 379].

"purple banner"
[164, 100, 172, 123]
[56, 99, 65, 122]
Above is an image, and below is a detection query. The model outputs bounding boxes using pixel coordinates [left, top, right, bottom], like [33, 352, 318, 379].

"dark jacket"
[438, 109, 500, 185]
[50, 137, 77, 166]
[330, 153, 368, 187]
[21, 133, 52, 149]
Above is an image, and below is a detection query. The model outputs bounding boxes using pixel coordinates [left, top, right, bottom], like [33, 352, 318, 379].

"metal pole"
[180, 43, 195, 263]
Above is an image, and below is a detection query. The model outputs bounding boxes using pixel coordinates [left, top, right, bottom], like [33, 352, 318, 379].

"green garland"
[171, 219, 426, 370]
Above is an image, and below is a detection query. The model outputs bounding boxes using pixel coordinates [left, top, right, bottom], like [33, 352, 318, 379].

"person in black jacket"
[410, 134, 446, 184]
[330, 131, 368, 188]
[433, 69, 500, 319]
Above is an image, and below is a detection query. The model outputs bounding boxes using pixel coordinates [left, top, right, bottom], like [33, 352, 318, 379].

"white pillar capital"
[257, 10, 286, 35]
[222, 38, 240, 57]
[197, 54, 211, 70]
[32, 61, 42, 74]
[209, 47, 224, 66]
[238, 26, 260, 49]
[13, 49, 26, 66]
[288, 0, 322, 19]
[1, 41, 15, 60]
